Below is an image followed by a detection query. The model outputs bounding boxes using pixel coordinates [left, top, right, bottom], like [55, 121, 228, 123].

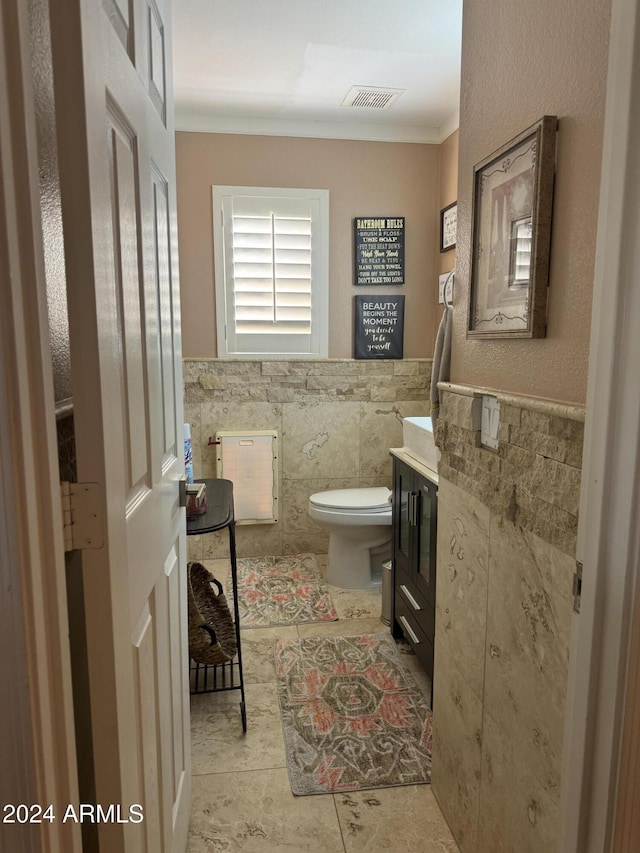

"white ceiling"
[172, 0, 463, 144]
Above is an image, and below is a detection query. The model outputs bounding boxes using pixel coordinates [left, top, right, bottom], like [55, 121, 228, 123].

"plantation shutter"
[214, 188, 329, 357]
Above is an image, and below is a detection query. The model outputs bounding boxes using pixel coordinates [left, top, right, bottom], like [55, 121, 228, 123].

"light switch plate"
[481, 395, 500, 449]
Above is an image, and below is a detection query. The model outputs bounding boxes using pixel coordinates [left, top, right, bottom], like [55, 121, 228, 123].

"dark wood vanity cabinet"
[391, 454, 438, 684]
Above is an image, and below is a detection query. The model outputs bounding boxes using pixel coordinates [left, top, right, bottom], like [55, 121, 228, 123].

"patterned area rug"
[237, 554, 338, 627]
[274, 633, 432, 795]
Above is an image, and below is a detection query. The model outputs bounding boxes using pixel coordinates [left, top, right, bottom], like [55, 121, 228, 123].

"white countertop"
[390, 447, 439, 485]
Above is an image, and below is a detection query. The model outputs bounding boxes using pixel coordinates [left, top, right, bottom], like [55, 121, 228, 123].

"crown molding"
[439, 108, 460, 142]
[174, 111, 459, 145]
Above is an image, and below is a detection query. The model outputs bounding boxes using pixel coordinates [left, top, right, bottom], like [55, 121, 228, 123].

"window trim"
[212, 185, 329, 359]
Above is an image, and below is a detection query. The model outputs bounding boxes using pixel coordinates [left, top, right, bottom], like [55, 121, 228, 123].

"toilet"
[308, 487, 392, 589]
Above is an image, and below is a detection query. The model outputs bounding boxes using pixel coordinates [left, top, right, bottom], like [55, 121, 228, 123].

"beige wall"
[435, 129, 458, 342]
[438, 129, 458, 278]
[176, 132, 440, 359]
[452, 0, 611, 405]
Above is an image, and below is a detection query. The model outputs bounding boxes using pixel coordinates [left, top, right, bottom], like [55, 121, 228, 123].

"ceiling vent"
[341, 86, 405, 110]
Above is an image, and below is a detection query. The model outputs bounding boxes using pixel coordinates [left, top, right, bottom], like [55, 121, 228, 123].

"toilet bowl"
[308, 487, 392, 589]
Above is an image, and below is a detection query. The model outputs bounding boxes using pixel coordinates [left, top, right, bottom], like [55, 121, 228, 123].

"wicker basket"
[187, 561, 238, 665]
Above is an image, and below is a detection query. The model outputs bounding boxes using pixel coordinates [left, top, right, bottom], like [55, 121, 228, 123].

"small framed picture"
[440, 202, 457, 252]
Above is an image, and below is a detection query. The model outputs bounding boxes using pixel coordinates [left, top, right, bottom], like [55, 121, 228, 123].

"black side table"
[186, 478, 246, 732]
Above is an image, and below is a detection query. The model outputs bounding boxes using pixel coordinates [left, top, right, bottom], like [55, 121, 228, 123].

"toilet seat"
[309, 487, 391, 514]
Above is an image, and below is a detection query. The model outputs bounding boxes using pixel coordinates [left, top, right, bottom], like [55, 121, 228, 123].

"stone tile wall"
[431, 384, 583, 853]
[434, 386, 583, 557]
[184, 359, 431, 560]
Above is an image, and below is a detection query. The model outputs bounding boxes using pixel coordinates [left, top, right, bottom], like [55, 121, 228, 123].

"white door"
[49, 0, 190, 850]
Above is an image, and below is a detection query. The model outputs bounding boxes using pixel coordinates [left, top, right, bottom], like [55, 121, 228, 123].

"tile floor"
[188, 555, 459, 852]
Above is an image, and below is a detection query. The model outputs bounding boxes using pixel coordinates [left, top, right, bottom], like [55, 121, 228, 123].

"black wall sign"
[354, 216, 405, 285]
[354, 295, 405, 359]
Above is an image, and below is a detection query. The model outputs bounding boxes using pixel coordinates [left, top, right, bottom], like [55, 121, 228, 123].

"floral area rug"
[274, 633, 432, 795]
[237, 553, 338, 627]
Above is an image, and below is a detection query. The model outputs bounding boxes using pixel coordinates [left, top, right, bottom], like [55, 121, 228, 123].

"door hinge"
[573, 561, 583, 613]
[60, 481, 105, 552]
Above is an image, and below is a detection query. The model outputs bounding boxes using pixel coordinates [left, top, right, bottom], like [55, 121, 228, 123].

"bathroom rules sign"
[354, 216, 405, 285]
[354, 296, 405, 359]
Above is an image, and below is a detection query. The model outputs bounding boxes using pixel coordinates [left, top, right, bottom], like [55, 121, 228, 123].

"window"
[212, 186, 329, 358]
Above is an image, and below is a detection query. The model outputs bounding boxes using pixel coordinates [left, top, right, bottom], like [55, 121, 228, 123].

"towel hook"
[443, 268, 455, 309]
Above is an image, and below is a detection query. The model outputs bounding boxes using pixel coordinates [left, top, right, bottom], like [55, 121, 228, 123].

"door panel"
[163, 546, 185, 785]
[108, 119, 150, 496]
[49, 0, 190, 849]
[147, 0, 166, 122]
[133, 605, 162, 850]
[103, 0, 133, 55]
[152, 170, 177, 458]
[156, 545, 189, 840]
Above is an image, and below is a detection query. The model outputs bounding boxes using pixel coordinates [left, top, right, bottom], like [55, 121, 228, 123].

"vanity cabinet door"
[391, 456, 438, 692]
[415, 478, 438, 607]
[392, 459, 414, 578]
